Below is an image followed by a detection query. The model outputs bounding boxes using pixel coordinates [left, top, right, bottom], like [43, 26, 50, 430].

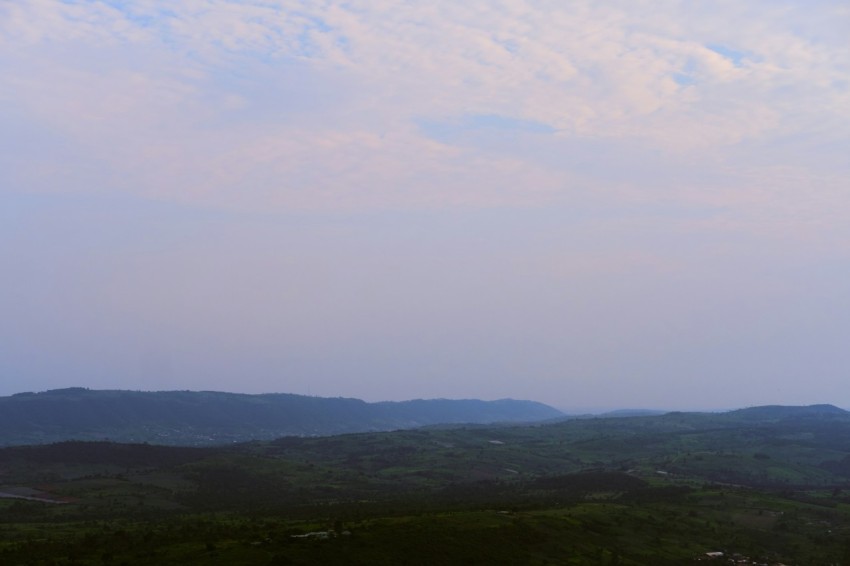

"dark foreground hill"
[0, 388, 563, 446]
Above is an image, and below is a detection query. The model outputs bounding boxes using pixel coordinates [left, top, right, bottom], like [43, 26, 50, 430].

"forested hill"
[0, 388, 563, 446]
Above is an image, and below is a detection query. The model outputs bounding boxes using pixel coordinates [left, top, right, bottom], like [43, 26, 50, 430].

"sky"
[1, 1, 849, 411]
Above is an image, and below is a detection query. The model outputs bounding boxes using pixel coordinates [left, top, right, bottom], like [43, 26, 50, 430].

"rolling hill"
[3, 403, 850, 564]
[0, 388, 563, 446]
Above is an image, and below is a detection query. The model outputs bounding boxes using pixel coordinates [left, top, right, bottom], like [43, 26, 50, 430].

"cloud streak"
[3, 1, 847, 212]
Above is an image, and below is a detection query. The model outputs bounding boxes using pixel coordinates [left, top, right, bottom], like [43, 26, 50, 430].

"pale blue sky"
[1, 1, 849, 410]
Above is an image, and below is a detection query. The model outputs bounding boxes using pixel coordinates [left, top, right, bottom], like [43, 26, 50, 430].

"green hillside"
[2, 404, 850, 563]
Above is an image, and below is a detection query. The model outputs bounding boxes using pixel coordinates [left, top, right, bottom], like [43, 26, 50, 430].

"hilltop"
[0, 388, 563, 446]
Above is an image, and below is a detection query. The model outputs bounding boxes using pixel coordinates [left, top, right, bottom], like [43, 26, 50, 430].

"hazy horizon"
[1, 384, 845, 417]
[2, 2, 848, 411]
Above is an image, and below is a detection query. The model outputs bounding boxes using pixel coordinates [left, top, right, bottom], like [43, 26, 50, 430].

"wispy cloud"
[3, 0, 847, 213]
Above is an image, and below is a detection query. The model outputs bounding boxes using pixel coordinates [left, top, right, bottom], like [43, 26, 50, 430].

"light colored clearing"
[0, 488, 68, 504]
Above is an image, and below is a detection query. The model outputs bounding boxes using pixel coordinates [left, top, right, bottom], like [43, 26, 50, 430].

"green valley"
[2, 404, 850, 564]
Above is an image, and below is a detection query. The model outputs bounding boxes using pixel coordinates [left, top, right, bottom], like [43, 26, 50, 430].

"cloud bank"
[3, 1, 847, 214]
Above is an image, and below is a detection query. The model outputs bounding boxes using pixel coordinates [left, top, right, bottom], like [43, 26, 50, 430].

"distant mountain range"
[0, 388, 564, 446]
